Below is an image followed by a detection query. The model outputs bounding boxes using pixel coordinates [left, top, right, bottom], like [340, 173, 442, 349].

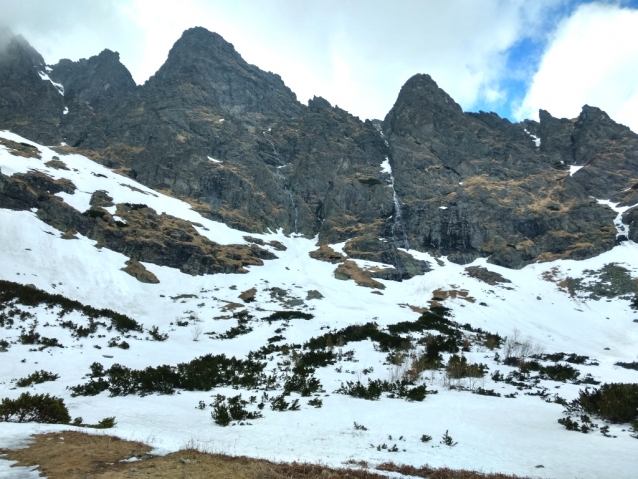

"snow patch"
[595, 198, 638, 238]
[37, 71, 64, 95]
[380, 157, 392, 175]
[569, 165, 584, 176]
[207, 156, 222, 163]
[524, 129, 541, 147]
[63, 107, 69, 115]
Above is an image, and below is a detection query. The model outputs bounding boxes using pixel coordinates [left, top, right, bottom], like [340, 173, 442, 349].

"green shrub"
[0, 393, 70, 424]
[70, 354, 267, 397]
[473, 387, 501, 397]
[337, 379, 385, 400]
[440, 430, 457, 447]
[358, 177, 382, 185]
[540, 364, 580, 382]
[215, 312, 254, 340]
[388, 307, 457, 337]
[148, 326, 168, 341]
[0, 280, 142, 333]
[263, 311, 314, 323]
[308, 397, 323, 408]
[211, 394, 263, 426]
[305, 322, 406, 352]
[336, 379, 431, 401]
[616, 362, 638, 371]
[576, 383, 638, 423]
[16, 370, 59, 387]
[445, 355, 487, 379]
[420, 434, 432, 442]
[73, 416, 116, 429]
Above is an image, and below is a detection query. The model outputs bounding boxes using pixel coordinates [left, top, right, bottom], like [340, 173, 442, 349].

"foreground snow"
[1, 131, 637, 479]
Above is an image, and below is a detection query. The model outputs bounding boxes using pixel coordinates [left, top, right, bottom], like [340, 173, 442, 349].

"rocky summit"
[1, 26, 637, 272]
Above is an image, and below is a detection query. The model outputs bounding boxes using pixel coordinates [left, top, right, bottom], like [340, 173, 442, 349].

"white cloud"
[515, 3, 638, 132]
[3, 0, 561, 120]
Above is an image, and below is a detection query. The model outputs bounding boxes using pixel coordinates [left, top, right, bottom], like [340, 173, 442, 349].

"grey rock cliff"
[1, 30, 637, 272]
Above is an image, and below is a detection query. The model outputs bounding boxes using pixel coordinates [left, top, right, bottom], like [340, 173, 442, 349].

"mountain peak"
[145, 27, 304, 120]
[168, 26, 240, 61]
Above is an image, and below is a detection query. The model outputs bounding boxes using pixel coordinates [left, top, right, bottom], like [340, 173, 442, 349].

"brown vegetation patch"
[0, 431, 152, 479]
[377, 462, 529, 479]
[221, 301, 245, 312]
[97, 203, 270, 275]
[334, 260, 385, 289]
[431, 289, 475, 304]
[45, 159, 69, 170]
[398, 303, 428, 314]
[306, 290, 324, 300]
[0, 137, 41, 159]
[244, 237, 287, 251]
[267, 240, 287, 251]
[61, 229, 78, 240]
[310, 244, 346, 263]
[371, 290, 383, 295]
[121, 259, 160, 284]
[464, 266, 511, 286]
[239, 288, 257, 303]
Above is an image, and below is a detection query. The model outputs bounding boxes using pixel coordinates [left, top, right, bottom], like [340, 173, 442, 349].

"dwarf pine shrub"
[540, 363, 580, 382]
[148, 326, 168, 341]
[445, 355, 487, 380]
[615, 362, 638, 371]
[0, 280, 142, 333]
[70, 354, 267, 397]
[441, 430, 457, 447]
[211, 394, 263, 426]
[575, 383, 638, 423]
[0, 393, 70, 424]
[264, 311, 314, 323]
[336, 379, 431, 401]
[16, 370, 59, 387]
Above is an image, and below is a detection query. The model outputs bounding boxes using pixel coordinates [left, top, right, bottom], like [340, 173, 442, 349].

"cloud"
[514, 2, 638, 132]
[1, 0, 570, 121]
[120, 0, 563, 120]
[0, 0, 142, 73]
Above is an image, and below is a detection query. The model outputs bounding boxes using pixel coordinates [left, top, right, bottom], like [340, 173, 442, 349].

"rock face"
[0, 32, 64, 144]
[382, 74, 622, 268]
[1, 29, 637, 271]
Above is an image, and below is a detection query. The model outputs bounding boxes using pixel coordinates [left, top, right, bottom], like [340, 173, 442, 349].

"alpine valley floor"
[0, 131, 637, 479]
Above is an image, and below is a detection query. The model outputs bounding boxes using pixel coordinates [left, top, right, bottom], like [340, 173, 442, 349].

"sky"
[1, 0, 638, 131]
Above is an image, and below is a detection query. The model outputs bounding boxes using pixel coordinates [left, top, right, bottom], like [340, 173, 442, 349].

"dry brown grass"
[0, 432, 534, 479]
[0, 137, 41, 159]
[221, 301, 245, 312]
[45, 159, 69, 170]
[121, 258, 160, 284]
[334, 260, 385, 289]
[309, 244, 346, 264]
[431, 288, 475, 305]
[376, 462, 530, 479]
[0, 432, 388, 479]
[238, 287, 257, 302]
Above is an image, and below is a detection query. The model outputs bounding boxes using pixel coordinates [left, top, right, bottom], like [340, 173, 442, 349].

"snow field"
[1, 131, 638, 479]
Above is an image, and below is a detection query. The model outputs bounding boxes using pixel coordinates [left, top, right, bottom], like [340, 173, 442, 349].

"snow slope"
[1, 131, 637, 479]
